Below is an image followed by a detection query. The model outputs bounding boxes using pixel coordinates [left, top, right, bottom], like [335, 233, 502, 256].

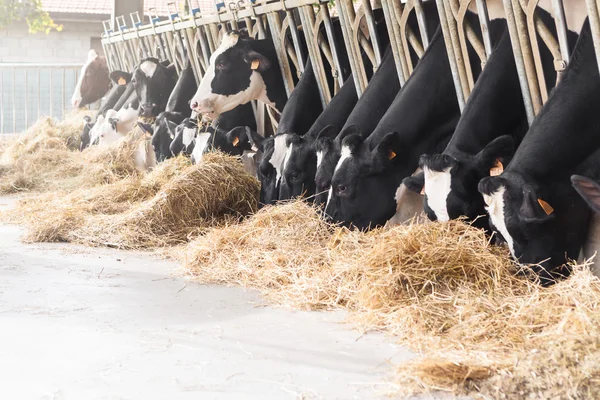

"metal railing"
[0, 63, 81, 134]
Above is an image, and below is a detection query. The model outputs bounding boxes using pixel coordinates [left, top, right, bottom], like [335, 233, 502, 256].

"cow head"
[79, 116, 95, 151]
[170, 117, 198, 157]
[280, 126, 340, 202]
[96, 110, 125, 145]
[325, 132, 405, 230]
[478, 172, 589, 285]
[254, 133, 290, 206]
[71, 50, 111, 108]
[132, 58, 178, 119]
[405, 136, 515, 228]
[190, 31, 273, 118]
[152, 112, 185, 163]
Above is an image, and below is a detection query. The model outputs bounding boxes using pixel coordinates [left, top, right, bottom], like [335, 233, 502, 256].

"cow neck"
[366, 28, 460, 172]
[445, 22, 529, 159]
[250, 39, 287, 114]
[340, 45, 400, 139]
[507, 21, 600, 179]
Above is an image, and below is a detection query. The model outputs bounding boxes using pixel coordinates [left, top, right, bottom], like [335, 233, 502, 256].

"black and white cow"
[170, 116, 198, 157]
[133, 58, 178, 119]
[478, 20, 600, 284]
[190, 31, 288, 118]
[324, 18, 485, 230]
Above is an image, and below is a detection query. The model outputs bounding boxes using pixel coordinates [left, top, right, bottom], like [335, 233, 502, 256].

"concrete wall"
[0, 20, 104, 64]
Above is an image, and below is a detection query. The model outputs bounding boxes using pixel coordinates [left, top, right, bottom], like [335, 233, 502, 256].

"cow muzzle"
[191, 99, 216, 116]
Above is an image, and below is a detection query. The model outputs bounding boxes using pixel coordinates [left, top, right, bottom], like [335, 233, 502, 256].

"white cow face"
[190, 31, 272, 118]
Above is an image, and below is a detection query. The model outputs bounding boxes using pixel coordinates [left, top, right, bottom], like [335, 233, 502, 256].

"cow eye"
[336, 185, 347, 195]
[216, 61, 227, 70]
[290, 171, 300, 181]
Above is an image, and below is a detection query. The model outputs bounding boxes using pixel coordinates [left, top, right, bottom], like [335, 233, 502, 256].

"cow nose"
[140, 103, 157, 117]
[191, 99, 214, 113]
[72, 99, 81, 108]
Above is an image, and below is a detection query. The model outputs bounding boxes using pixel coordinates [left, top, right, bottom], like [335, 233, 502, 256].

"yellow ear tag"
[232, 136, 240, 147]
[250, 59, 260, 70]
[420, 187, 425, 196]
[538, 198, 554, 216]
[118, 77, 127, 86]
[490, 158, 504, 177]
[388, 150, 397, 160]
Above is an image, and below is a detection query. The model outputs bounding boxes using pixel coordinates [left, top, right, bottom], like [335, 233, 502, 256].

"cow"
[71, 49, 111, 108]
[324, 14, 487, 230]
[478, 20, 600, 285]
[170, 116, 199, 157]
[277, 75, 359, 201]
[132, 58, 178, 119]
[190, 31, 288, 118]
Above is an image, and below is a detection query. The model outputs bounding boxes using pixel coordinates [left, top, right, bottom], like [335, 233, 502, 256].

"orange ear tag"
[388, 150, 397, 160]
[118, 77, 127, 86]
[538, 199, 554, 215]
[232, 136, 240, 147]
[250, 59, 260, 70]
[490, 159, 504, 176]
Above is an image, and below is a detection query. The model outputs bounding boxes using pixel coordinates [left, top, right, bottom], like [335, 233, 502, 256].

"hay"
[0, 111, 145, 194]
[16, 152, 259, 249]
[182, 201, 600, 399]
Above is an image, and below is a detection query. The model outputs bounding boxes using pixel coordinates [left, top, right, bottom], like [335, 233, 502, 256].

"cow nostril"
[191, 102, 198, 109]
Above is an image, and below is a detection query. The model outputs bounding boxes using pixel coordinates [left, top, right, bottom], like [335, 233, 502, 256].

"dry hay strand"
[18, 152, 259, 249]
[1, 109, 92, 163]
[183, 203, 600, 398]
[13, 155, 192, 242]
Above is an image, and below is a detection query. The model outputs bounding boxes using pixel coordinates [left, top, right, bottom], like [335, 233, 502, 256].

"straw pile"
[182, 201, 600, 399]
[0, 110, 145, 193]
[15, 152, 260, 249]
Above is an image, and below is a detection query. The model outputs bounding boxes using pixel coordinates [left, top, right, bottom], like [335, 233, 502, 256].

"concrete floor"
[0, 216, 424, 400]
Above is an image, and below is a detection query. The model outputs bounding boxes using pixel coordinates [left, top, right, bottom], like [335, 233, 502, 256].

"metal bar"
[551, 0, 571, 64]
[299, 5, 329, 106]
[49, 69, 53, 118]
[586, 0, 600, 76]
[361, 0, 383, 66]
[12, 68, 16, 133]
[24, 69, 28, 129]
[503, 0, 536, 124]
[62, 69, 66, 116]
[414, 0, 430, 49]
[475, 0, 493, 57]
[285, 9, 306, 72]
[37, 68, 40, 121]
[515, 0, 543, 113]
[436, 0, 466, 110]
[381, 0, 407, 84]
[335, 0, 364, 96]
[1, 71, 3, 134]
[320, 4, 344, 89]
[266, 12, 295, 97]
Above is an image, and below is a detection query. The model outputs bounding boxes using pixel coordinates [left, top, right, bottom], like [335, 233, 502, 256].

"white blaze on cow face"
[140, 60, 158, 78]
[191, 132, 212, 165]
[423, 166, 453, 222]
[483, 186, 516, 257]
[269, 134, 289, 185]
[71, 49, 99, 108]
[316, 150, 324, 168]
[282, 143, 294, 175]
[190, 33, 273, 117]
[182, 127, 196, 147]
[325, 145, 353, 212]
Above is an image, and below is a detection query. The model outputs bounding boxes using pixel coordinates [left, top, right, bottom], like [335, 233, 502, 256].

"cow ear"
[370, 131, 404, 172]
[160, 59, 171, 67]
[313, 125, 338, 141]
[226, 126, 250, 147]
[403, 171, 425, 194]
[572, 175, 600, 214]
[165, 121, 178, 139]
[475, 135, 515, 175]
[245, 50, 271, 72]
[87, 49, 99, 62]
[519, 187, 554, 223]
[109, 71, 132, 85]
[245, 127, 265, 150]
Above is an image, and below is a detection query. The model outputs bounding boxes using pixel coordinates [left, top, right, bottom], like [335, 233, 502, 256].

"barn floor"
[0, 196, 461, 400]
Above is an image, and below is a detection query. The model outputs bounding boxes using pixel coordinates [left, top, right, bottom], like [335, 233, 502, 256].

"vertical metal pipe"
[514, 0, 543, 113]
[24, 69, 28, 129]
[37, 68, 40, 120]
[320, 4, 345, 89]
[435, 0, 466, 111]
[414, 0, 430, 49]
[49, 69, 53, 118]
[551, 0, 571, 64]
[475, 0, 493, 57]
[266, 12, 294, 97]
[1, 70, 4, 134]
[335, 0, 363, 96]
[585, 0, 600, 76]
[361, 0, 383, 65]
[286, 10, 306, 72]
[503, 0, 535, 125]
[12, 68, 16, 133]
[380, 0, 406, 85]
[62, 69, 66, 117]
[298, 6, 328, 106]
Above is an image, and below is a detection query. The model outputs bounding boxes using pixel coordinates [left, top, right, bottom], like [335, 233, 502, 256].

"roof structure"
[40, 0, 217, 17]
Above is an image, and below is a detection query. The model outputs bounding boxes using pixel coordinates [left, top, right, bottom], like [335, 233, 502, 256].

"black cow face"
[151, 112, 185, 163]
[207, 126, 253, 156]
[478, 172, 590, 285]
[132, 58, 178, 118]
[190, 31, 271, 118]
[256, 137, 278, 206]
[313, 137, 338, 207]
[79, 116, 95, 151]
[405, 136, 515, 229]
[325, 133, 404, 230]
[170, 118, 198, 157]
